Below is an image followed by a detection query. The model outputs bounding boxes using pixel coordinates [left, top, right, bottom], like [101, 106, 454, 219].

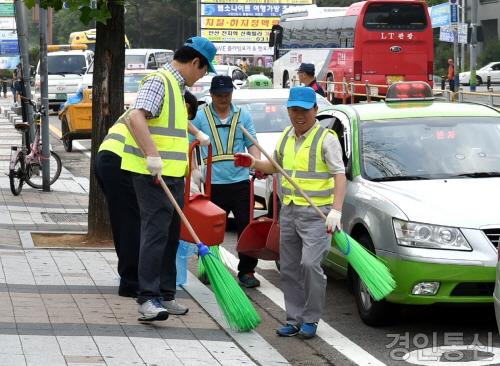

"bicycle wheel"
[9, 151, 25, 196]
[25, 151, 62, 189]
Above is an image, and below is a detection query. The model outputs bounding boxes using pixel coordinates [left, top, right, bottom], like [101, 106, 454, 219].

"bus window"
[363, 3, 427, 30]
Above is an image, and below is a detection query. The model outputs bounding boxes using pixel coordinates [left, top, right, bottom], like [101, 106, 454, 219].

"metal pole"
[14, 0, 33, 129]
[453, 27, 459, 93]
[196, 0, 200, 36]
[469, 0, 478, 92]
[39, 5, 50, 191]
[460, 0, 465, 72]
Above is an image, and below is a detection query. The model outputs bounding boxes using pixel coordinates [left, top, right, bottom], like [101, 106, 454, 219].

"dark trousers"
[132, 174, 184, 304]
[211, 180, 258, 277]
[94, 151, 140, 291]
[449, 79, 455, 92]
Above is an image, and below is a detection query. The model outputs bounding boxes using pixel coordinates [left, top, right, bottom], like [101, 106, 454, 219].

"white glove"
[325, 209, 342, 233]
[146, 156, 163, 176]
[195, 130, 211, 146]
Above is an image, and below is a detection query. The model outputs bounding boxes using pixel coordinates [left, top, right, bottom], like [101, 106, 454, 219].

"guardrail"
[292, 78, 500, 107]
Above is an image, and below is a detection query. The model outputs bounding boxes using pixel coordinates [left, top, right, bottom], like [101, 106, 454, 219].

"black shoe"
[118, 286, 138, 298]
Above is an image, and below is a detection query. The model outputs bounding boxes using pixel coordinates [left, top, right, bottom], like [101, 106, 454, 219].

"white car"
[188, 65, 248, 98]
[459, 62, 500, 85]
[34, 47, 94, 111]
[198, 88, 332, 215]
[125, 48, 173, 70]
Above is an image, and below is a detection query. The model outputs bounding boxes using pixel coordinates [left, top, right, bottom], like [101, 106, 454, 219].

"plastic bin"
[176, 240, 197, 286]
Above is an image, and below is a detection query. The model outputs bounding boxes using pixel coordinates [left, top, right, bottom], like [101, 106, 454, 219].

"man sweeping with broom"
[234, 86, 347, 338]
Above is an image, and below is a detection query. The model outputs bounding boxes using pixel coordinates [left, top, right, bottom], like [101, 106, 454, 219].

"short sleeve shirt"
[132, 63, 185, 118]
[190, 103, 257, 184]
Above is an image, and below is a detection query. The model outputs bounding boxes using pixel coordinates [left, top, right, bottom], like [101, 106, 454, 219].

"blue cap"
[210, 75, 234, 94]
[287, 86, 316, 109]
[297, 63, 315, 75]
[184, 36, 217, 74]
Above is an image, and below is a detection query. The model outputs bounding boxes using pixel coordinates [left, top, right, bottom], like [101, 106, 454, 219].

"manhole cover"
[42, 212, 87, 223]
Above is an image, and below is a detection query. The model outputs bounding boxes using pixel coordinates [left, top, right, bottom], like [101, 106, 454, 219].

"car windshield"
[234, 95, 331, 133]
[125, 54, 146, 67]
[124, 74, 145, 93]
[48, 55, 86, 74]
[360, 117, 500, 180]
[236, 99, 290, 133]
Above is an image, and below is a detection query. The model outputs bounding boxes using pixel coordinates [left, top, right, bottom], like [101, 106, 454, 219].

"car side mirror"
[233, 80, 244, 88]
[81, 67, 87, 74]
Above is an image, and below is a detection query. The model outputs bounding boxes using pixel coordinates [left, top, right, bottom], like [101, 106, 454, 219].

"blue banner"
[0, 39, 18, 56]
[450, 4, 458, 24]
[201, 3, 290, 17]
[430, 3, 450, 28]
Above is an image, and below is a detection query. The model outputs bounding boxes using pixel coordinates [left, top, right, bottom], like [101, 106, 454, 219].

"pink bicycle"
[9, 99, 62, 195]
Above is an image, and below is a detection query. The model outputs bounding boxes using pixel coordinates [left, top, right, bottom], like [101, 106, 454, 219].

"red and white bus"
[269, 0, 434, 98]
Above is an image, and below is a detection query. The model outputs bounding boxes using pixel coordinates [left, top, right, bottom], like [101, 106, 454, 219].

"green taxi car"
[318, 82, 500, 326]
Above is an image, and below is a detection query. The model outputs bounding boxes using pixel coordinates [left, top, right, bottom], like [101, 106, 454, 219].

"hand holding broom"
[123, 112, 261, 331]
[237, 125, 396, 301]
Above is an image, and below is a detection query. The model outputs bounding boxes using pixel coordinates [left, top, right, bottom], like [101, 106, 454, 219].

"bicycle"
[8, 98, 62, 195]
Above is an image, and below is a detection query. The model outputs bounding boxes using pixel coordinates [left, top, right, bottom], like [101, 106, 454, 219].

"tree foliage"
[24, 0, 115, 25]
[478, 40, 500, 67]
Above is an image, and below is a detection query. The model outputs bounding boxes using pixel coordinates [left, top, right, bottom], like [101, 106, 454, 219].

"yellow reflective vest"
[203, 105, 241, 163]
[98, 109, 132, 156]
[276, 124, 337, 206]
[120, 69, 189, 177]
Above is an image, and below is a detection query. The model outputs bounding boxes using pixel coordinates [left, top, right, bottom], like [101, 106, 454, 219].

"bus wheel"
[283, 72, 290, 88]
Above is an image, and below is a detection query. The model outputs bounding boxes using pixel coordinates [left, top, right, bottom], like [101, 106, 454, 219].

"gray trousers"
[132, 174, 184, 304]
[279, 203, 331, 325]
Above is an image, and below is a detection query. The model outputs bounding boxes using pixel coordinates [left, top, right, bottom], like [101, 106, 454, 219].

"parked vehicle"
[459, 62, 500, 85]
[270, 0, 434, 98]
[125, 49, 173, 70]
[319, 82, 500, 326]
[34, 44, 94, 111]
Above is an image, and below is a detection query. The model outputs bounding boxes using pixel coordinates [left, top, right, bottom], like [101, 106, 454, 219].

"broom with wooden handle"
[239, 125, 395, 301]
[123, 114, 260, 331]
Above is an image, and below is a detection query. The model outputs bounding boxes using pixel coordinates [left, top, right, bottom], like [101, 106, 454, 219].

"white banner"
[0, 29, 16, 39]
[0, 16, 15, 29]
[214, 42, 273, 55]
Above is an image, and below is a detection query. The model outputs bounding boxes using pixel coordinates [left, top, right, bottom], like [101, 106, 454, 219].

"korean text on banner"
[201, 0, 312, 4]
[202, 17, 279, 30]
[202, 29, 271, 43]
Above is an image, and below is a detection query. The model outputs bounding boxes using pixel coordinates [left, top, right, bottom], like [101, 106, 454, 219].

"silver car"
[319, 92, 500, 326]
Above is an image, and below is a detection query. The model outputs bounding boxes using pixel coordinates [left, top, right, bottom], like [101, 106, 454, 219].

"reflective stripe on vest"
[98, 109, 132, 156]
[120, 69, 189, 177]
[203, 105, 240, 162]
[276, 124, 337, 206]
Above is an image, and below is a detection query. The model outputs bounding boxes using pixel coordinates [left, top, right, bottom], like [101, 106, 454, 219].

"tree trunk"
[87, 0, 125, 241]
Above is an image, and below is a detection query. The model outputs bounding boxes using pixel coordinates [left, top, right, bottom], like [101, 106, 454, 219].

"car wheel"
[61, 117, 73, 152]
[353, 233, 399, 326]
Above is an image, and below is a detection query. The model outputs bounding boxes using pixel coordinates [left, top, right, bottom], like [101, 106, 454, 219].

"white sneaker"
[162, 299, 189, 315]
[138, 298, 169, 321]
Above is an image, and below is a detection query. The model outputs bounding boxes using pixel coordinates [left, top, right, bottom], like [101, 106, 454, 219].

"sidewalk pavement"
[0, 99, 289, 366]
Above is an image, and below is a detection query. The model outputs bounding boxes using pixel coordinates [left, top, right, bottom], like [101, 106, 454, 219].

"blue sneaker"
[276, 324, 300, 337]
[299, 322, 318, 339]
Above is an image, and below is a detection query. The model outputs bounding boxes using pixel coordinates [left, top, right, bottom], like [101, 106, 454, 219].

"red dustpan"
[237, 176, 279, 260]
[180, 141, 226, 246]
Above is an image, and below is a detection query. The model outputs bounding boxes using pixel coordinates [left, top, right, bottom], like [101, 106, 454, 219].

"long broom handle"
[239, 125, 327, 220]
[122, 112, 202, 244]
[155, 174, 202, 244]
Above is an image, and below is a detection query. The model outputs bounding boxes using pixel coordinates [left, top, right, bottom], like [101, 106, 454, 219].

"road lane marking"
[49, 123, 91, 158]
[219, 247, 386, 366]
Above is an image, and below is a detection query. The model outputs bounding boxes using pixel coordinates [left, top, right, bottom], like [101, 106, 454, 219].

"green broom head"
[196, 243, 261, 332]
[332, 231, 396, 301]
[198, 245, 221, 280]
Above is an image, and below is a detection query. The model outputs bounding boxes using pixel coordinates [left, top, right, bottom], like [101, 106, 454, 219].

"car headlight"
[393, 219, 471, 251]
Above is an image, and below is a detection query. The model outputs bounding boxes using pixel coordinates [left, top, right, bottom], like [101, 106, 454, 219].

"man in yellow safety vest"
[234, 86, 347, 338]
